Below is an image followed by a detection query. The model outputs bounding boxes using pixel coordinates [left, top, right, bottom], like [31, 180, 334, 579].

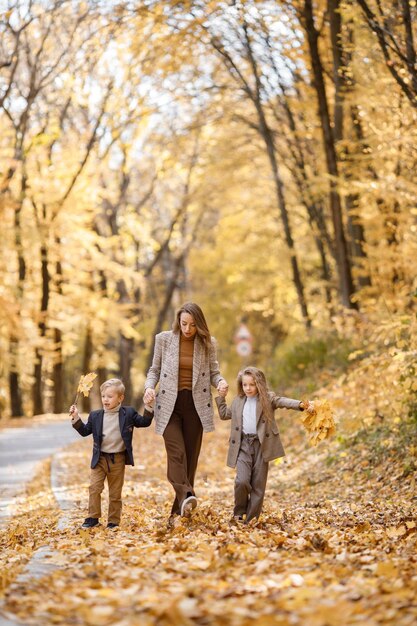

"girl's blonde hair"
[172, 302, 212, 352]
[100, 378, 125, 396]
[237, 366, 273, 423]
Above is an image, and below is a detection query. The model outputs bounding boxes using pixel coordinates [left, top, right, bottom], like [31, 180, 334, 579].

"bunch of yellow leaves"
[301, 399, 336, 446]
[72, 372, 97, 405]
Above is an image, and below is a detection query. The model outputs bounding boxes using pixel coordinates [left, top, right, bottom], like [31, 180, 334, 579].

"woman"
[144, 302, 228, 519]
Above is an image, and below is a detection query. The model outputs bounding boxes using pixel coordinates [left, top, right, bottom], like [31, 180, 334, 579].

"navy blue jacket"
[72, 406, 153, 468]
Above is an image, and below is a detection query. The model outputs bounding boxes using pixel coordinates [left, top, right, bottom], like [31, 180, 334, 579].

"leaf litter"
[0, 392, 416, 626]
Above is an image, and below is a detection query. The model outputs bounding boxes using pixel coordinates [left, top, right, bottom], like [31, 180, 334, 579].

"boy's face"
[101, 386, 124, 411]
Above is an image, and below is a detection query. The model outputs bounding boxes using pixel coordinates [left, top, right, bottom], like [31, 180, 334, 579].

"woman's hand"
[144, 388, 156, 405]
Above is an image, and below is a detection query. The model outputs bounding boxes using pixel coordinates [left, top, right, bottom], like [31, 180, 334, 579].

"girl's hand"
[144, 388, 156, 405]
[303, 400, 315, 414]
[217, 380, 229, 396]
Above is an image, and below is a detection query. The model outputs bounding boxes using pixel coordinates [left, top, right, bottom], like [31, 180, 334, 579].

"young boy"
[70, 378, 153, 529]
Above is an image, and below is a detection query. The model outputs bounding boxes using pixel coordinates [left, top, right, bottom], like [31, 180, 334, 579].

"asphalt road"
[0, 419, 78, 521]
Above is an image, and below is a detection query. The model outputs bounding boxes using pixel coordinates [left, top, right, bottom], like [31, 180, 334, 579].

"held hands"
[217, 380, 229, 398]
[144, 388, 156, 406]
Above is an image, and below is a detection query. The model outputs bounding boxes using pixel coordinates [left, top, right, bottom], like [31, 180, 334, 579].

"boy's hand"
[144, 388, 156, 405]
[69, 404, 79, 422]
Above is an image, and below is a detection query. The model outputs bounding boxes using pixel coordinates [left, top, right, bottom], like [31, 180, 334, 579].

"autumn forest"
[0, 0, 414, 418]
[0, 2, 417, 624]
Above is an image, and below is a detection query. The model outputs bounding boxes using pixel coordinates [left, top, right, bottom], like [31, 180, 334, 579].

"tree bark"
[301, 0, 357, 309]
[32, 243, 50, 415]
[52, 328, 64, 414]
[82, 328, 93, 413]
[9, 172, 27, 416]
[329, 1, 371, 289]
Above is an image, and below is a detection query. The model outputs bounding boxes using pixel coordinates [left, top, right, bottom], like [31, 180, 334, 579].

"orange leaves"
[77, 372, 98, 398]
[2, 391, 417, 626]
[301, 399, 336, 446]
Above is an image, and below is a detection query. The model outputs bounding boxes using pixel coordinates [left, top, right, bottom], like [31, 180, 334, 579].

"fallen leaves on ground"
[0, 459, 60, 592]
[1, 410, 416, 626]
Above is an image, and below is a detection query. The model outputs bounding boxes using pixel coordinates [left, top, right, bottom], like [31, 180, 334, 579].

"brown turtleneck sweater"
[178, 333, 195, 390]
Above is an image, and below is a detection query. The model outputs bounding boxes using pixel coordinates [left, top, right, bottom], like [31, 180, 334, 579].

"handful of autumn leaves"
[301, 399, 336, 446]
[72, 372, 97, 406]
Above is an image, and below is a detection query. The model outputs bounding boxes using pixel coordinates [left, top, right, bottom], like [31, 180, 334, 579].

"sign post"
[234, 323, 253, 360]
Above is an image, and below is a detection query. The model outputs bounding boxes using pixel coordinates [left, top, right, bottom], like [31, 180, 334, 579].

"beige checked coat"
[145, 330, 226, 435]
[216, 392, 303, 468]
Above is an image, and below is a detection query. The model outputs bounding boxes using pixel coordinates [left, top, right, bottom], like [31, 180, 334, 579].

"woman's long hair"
[172, 302, 212, 351]
[237, 366, 273, 423]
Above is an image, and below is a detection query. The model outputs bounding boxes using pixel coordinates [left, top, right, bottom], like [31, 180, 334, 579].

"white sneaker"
[180, 495, 197, 517]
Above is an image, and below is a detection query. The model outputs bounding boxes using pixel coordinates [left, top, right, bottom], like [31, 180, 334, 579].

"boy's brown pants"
[88, 452, 126, 524]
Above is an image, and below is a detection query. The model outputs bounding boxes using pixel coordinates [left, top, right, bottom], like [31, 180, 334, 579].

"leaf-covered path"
[0, 417, 78, 524]
[1, 413, 416, 626]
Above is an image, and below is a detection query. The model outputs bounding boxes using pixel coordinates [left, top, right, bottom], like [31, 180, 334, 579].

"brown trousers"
[88, 452, 126, 524]
[234, 435, 269, 522]
[163, 389, 203, 515]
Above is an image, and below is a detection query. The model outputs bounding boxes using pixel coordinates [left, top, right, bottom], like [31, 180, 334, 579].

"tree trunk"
[329, 3, 372, 289]
[9, 364, 23, 417]
[144, 252, 184, 376]
[53, 247, 64, 413]
[9, 184, 26, 416]
[261, 119, 311, 328]
[211, 27, 311, 328]
[32, 243, 50, 415]
[345, 195, 372, 288]
[302, 0, 357, 309]
[53, 328, 64, 413]
[242, 25, 311, 328]
[119, 335, 134, 404]
[82, 328, 93, 413]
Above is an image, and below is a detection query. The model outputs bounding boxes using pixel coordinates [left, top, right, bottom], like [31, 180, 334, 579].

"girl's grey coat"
[145, 330, 225, 435]
[216, 393, 303, 467]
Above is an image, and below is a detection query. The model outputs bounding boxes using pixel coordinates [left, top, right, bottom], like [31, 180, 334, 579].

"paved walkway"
[0, 419, 78, 522]
[0, 418, 80, 625]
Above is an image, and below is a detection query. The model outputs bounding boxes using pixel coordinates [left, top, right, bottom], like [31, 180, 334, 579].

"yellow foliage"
[301, 399, 336, 446]
[77, 372, 98, 398]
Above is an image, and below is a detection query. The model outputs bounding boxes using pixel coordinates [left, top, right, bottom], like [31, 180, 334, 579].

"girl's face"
[101, 386, 124, 411]
[242, 374, 258, 398]
[180, 312, 197, 339]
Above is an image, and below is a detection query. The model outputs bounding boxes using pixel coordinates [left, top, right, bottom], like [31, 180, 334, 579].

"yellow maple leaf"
[301, 399, 336, 446]
[77, 372, 98, 397]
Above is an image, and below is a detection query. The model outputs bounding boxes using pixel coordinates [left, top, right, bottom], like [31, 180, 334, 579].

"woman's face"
[180, 312, 197, 339]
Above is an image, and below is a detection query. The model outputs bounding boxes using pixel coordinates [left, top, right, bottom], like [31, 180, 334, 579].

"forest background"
[0, 0, 416, 434]
[1, 4, 417, 625]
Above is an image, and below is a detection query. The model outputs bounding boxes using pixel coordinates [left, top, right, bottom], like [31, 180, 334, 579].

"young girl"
[216, 366, 313, 524]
